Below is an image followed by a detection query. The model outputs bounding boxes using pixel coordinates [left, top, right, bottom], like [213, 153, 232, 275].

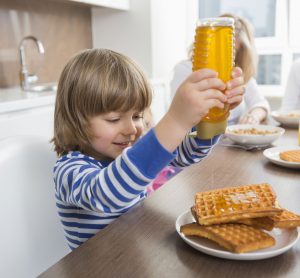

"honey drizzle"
[210, 138, 214, 186]
[214, 190, 260, 215]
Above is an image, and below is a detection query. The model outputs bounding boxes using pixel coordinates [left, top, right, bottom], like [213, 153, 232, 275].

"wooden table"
[40, 129, 300, 278]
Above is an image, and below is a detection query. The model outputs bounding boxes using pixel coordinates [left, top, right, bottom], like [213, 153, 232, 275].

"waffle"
[180, 223, 275, 253]
[279, 150, 300, 163]
[234, 217, 274, 231]
[234, 209, 300, 230]
[193, 205, 275, 231]
[270, 209, 300, 228]
[194, 183, 282, 225]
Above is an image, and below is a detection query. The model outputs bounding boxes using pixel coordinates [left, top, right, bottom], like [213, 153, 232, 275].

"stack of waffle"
[180, 183, 300, 253]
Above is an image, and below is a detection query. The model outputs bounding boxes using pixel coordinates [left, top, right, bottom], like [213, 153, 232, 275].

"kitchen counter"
[0, 86, 56, 139]
[0, 86, 56, 114]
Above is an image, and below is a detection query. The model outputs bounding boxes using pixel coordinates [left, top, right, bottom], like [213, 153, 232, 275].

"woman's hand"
[225, 67, 245, 110]
[239, 107, 268, 124]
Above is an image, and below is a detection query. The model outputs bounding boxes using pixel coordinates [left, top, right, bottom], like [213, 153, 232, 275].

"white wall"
[92, 0, 199, 122]
[150, 0, 198, 81]
[92, 0, 198, 81]
[92, 0, 152, 76]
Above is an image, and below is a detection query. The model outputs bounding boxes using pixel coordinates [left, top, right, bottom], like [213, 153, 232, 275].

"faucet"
[19, 36, 45, 91]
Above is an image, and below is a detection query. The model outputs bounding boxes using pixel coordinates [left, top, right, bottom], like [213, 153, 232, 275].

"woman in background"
[281, 58, 300, 111]
[170, 13, 270, 125]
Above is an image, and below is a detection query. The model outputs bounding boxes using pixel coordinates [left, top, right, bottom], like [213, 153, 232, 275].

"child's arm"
[154, 68, 244, 152]
[54, 129, 177, 213]
[170, 134, 221, 167]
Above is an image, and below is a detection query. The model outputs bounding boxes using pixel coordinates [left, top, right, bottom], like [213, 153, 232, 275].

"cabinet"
[67, 0, 129, 10]
[0, 105, 54, 140]
[0, 87, 56, 140]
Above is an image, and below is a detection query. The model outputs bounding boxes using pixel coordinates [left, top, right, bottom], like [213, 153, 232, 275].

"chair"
[0, 135, 70, 278]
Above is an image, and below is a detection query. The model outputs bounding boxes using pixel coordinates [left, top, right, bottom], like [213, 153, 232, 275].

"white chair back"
[0, 135, 69, 278]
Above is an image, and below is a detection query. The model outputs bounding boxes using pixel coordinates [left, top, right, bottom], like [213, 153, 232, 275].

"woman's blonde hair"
[52, 48, 152, 156]
[220, 13, 258, 83]
[189, 13, 258, 83]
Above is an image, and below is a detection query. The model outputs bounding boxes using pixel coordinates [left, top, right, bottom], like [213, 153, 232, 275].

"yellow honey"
[192, 18, 235, 138]
[214, 191, 259, 215]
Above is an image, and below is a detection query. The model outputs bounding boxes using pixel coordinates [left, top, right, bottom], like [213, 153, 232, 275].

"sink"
[25, 83, 57, 93]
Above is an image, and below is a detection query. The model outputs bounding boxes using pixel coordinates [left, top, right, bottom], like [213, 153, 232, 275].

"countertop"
[0, 86, 56, 114]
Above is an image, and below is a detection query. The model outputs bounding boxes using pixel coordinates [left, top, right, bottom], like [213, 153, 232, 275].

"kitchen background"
[0, 0, 193, 87]
[0, 0, 92, 87]
[0, 0, 299, 138]
[1, 1, 300, 277]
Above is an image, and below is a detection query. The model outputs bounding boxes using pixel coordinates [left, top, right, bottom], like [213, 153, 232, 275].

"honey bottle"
[192, 17, 235, 139]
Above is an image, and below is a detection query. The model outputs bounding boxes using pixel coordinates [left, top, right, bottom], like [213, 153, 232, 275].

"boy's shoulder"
[56, 151, 103, 168]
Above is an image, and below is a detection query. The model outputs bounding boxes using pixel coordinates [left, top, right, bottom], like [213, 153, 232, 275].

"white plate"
[271, 110, 300, 128]
[225, 124, 285, 146]
[176, 210, 299, 260]
[263, 146, 300, 169]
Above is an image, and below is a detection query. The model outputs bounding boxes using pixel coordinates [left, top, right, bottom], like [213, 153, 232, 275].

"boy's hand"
[155, 68, 227, 152]
[154, 67, 244, 152]
[169, 68, 227, 130]
[225, 67, 245, 110]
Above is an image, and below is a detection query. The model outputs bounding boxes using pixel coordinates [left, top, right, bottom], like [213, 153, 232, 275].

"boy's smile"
[113, 141, 133, 148]
[89, 110, 144, 160]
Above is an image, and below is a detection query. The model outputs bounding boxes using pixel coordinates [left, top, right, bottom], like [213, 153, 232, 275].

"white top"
[281, 59, 300, 111]
[0, 86, 56, 114]
[170, 60, 270, 125]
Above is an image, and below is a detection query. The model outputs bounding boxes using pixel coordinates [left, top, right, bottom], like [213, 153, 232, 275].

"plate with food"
[176, 184, 300, 260]
[176, 210, 299, 260]
[263, 146, 300, 169]
[225, 124, 285, 146]
[271, 110, 300, 128]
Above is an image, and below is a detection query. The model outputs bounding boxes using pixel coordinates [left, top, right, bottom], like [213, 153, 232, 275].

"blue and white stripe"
[54, 129, 220, 249]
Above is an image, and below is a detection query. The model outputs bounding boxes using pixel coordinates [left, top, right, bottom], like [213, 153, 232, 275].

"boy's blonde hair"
[52, 48, 152, 156]
[189, 13, 257, 83]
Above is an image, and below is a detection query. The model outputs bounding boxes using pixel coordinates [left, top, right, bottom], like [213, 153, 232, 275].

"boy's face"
[89, 109, 145, 160]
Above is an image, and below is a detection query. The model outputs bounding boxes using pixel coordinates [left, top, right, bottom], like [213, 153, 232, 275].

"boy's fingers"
[201, 90, 228, 102]
[195, 78, 226, 92]
[225, 85, 245, 97]
[227, 76, 244, 90]
[188, 68, 218, 83]
[231, 67, 243, 78]
[205, 99, 225, 110]
[227, 94, 243, 104]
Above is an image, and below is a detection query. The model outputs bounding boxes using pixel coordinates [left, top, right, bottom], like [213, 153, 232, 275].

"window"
[290, 0, 300, 63]
[257, 55, 281, 85]
[289, 0, 300, 47]
[199, 0, 279, 39]
[198, 0, 295, 97]
[220, 0, 276, 38]
[293, 54, 300, 61]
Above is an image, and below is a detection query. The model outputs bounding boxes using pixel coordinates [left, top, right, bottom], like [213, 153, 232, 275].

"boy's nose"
[123, 120, 137, 135]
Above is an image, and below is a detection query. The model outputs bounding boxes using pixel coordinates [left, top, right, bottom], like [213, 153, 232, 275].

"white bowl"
[225, 124, 285, 146]
[271, 110, 300, 128]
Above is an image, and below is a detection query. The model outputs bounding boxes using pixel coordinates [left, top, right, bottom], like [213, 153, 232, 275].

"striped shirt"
[54, 129, 220, 249]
